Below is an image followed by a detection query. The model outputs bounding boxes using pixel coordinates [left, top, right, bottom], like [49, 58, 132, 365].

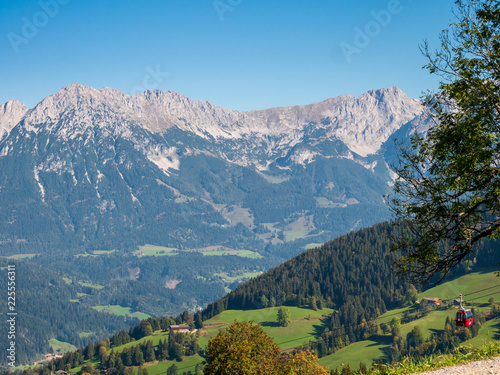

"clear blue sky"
[0, 0, 456, 111]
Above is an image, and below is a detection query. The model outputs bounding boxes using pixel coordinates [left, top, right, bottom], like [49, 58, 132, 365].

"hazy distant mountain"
[0, 84, 427, 256]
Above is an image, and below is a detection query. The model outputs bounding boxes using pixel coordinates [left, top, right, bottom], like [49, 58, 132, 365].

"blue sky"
[0, 0, 456, 111]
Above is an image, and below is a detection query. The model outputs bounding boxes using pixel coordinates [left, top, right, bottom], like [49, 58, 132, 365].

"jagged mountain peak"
[1, 98, 27, 111]
[244, 87, 423, 156]
[360, 86, 420, 108]
[365, 85, 405, 96]
[22, 83, 135, 137]
[0, 99, 28, 137]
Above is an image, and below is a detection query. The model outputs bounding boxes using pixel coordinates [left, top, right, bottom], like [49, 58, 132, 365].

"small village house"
[421, 298, 442, 308]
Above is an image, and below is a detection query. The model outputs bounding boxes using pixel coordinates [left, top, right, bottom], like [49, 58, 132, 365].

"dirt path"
[416, 357, 500, 374]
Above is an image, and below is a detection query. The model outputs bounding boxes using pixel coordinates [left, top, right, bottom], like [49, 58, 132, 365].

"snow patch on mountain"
[0, 145, 10, 157]
[39, 155, 67, 173]
[147, 146, 180, 176]
[33, 168, 45, 200]
[291, 149, 318, 165]
[97, 170, 105, 183]
[355, 160, 378, 172]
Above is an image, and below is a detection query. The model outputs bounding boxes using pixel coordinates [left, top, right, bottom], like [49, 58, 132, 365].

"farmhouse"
[421, 297, 442, 307]
[170, 325, 190, 333]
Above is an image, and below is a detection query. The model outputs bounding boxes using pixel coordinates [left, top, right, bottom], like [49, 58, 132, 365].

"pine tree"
[133, 346, 143, 366]
[194, 313, 203, 329]
[124, 347, 133, 366]
[85, 343, 95, 360]
[145, 341, 156, 362]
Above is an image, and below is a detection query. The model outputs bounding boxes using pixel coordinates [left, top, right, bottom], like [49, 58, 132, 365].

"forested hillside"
[8, 220, 500, 373]
[202, 223, 406, 329]
[0, 259, 137, 365]
[201, 221, 500, 356]
[0, 248, 271, 365]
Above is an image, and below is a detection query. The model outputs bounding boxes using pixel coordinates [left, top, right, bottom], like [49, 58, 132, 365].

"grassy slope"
[317, 337, 391, 371]
[199, 248, 263, 259]
[71, 331, 203, 375]
[134, 244, 263, 259]
[78, 332, 94, 338]
[467, 316, 500, 346]
[202, 306, 334, 350]
[213, 271, 262, 283]
[92, 305, 151, 320]
[49, 339, 77, 354]
[318, 270, 500, 371]
[106, 330, 170, 355]
[6, 253, 36, 259]
[134, 244, 178, 257]
[71, 331, 171, 374]
[416, 268, 500, 304]
[78, 281, 104, 290]
[145, 355, 204, 375]
[71, 307, 332, 374]
[92, 250, 116, 255]
[70, 270, 500, 374]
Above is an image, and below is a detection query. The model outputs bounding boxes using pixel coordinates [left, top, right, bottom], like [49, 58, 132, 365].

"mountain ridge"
[0, 83, 423, 158]
[0, 83, 427, 256]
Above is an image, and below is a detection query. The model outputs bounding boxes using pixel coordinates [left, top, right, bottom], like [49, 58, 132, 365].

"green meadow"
[199, 248, 263, 259]
[79, 281, 104, 290]
[92, 305, 151, 320]
[202, 306, 334, 350]
[106, 330, 170, 355]
[76, 250, 115, 258]
[213, 271, 262, 284]
[417, 269, 500, 304]
[49, 339, 77, 354]
[61, 270, 500, 374]
[144, 355, 204, 375]
[134, 244, 178, 257]
[78, 332, 95, 338]
[62, 276, 104, 290]
[133, 244, 262, 259]
[317, 336, 391, 372]
[6, 253, 36, 259]
[320, 269, 500, 371]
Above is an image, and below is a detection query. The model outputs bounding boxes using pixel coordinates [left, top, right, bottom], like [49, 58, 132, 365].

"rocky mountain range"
[0, 83, 428, 257]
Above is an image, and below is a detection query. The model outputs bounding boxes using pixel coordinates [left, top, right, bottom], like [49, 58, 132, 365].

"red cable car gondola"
[455, 294, 474, 327]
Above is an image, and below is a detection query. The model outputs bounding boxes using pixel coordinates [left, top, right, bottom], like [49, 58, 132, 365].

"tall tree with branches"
[390, 0, 500, 283]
